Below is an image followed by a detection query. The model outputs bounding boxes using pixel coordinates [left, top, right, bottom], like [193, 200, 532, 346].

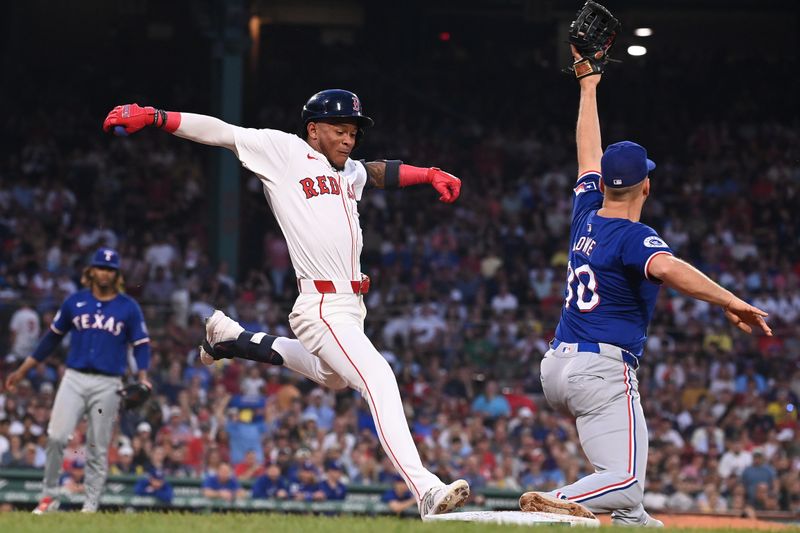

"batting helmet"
[300, 89, 374, 140]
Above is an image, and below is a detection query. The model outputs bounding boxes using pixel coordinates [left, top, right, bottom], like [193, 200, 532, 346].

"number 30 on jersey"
[565, 261, 600, 312]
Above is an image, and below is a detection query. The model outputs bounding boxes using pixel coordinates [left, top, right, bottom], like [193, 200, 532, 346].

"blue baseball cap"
[600, 141, 656, 188]
[90, 248, 121, 270]
[325, 460, 344, 472]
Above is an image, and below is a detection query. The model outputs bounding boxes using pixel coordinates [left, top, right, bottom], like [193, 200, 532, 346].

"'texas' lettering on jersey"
[299, 176, 356, 200]
[70, 312, 125, 336]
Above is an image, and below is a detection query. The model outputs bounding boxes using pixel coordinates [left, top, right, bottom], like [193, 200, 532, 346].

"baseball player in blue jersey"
[5, 248, 151, 514]
[519, 46, 772, 526]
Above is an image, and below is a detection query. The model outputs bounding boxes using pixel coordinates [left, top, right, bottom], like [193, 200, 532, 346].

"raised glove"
[117, 382, 152, 409]
[566, 1, 620, 79]
[102, 104, 181, 135]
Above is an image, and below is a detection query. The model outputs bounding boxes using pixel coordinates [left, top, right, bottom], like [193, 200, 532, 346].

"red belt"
[297, 275, 370, 294]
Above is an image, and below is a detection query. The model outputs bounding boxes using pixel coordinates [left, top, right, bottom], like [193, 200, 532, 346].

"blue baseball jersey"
[47, 289, 150, 376]
[554, 171, 673, 357]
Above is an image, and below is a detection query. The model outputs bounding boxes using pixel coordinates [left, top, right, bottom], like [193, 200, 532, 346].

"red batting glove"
[102, 103, 181, 135]
[398, 165, 462, 203]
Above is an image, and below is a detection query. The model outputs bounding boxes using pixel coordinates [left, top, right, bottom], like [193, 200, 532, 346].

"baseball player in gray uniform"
[518, 46, 772, 525]
[5, 248, 151, 513]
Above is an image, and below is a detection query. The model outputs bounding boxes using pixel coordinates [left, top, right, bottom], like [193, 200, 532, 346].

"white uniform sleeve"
[233, 127, 298, 182]
[346, 159, 369, 201]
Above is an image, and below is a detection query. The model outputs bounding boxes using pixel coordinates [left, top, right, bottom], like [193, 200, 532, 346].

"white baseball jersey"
[234, 128, 368, 281]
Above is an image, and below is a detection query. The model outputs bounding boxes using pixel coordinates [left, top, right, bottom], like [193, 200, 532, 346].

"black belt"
[552, 338, 640, 370]
[73, 367, 120, 378]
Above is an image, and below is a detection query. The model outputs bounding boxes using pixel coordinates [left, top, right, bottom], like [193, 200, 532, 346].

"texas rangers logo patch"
[573, 179, 597, 196]
[643, 236, 668, 248]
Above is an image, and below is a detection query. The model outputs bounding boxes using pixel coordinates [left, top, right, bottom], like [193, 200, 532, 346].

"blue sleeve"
[31, 330, 63, 362]
[126, 299, 150, 344]
[125, 298, 151, 370]
[381, 490, 395, 503]
[621, 225, 674, 282]
[50, 296, 74, 335]
[252, 476, 266, 498]
[230, 477, 241, 490]
[133, 478, 149, 495]
[572, 171, 603, 222]
[201, 476, 216, 490]
[155, 483, 173, 503]
[133, 342, 151, 372]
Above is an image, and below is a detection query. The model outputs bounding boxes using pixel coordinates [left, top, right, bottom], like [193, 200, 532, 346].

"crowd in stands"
[0, 38, 799, 517]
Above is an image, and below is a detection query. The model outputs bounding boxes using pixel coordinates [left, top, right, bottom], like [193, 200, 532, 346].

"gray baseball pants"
[540, 341, 650, 524]
[43, 369, 121, 509]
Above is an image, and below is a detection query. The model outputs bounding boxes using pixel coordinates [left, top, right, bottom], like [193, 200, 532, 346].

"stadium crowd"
[0, 42, 799, 516]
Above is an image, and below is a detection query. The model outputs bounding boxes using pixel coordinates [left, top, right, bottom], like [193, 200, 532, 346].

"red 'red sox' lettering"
[299, 176, 342, 199]
[316, 176, 331, 195]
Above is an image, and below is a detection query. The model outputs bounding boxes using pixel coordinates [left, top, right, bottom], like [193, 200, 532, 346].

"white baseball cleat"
[519, 491, 597, 520]
[32, 496, 60, 514]
[420, 479, 470, 519]
[200, 310, 244, 365]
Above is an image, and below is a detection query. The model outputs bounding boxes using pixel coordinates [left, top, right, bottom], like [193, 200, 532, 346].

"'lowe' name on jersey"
[51, 289, 149, 376]
[554, 171, 673, 358]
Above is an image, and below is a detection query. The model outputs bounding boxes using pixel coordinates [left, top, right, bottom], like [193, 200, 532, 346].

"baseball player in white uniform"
[103, 89, 470, 518]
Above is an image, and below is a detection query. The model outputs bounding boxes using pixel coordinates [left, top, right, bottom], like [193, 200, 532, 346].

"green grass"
[0, 512, 789, 533]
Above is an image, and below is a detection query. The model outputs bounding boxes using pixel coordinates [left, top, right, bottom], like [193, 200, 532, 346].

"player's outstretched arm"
[573, 45, 603, 176]
[102, 104, 237, 153]
[4, 328, 65, 391]
[648, 254, 772, 336]
[363, 161, 461, 203]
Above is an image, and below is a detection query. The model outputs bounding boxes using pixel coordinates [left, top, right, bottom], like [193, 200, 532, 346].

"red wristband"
[398, 164, 433, 187]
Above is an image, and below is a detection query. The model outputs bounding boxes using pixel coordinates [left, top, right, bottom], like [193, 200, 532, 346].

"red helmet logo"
[352, 95, 361, 113]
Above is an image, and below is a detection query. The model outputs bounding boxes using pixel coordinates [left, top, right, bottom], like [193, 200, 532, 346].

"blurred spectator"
[381, 474, 417, 514]
[201, 462, 247, 502]
[290, 462, 324, 502]
[59, 460, 85, 494]
[110, 445, 137, 475]
[318, 461, 348, 501]
[742, 450, 776, 503]
[471, 381, 510, 418]
[303, 389, 335, 432]
[718, 439, 753, 479]
[252, 463, 289, 500]
[7, 302, 39, 362]
[134, 469, 174, 504]
[234, 449, 265, 481]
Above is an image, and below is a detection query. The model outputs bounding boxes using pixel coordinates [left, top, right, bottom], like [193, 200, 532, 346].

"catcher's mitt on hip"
[566, 1, 620, 79]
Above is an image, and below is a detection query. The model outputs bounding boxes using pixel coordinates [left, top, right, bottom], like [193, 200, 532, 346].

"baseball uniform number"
[565, 261, 600, 312]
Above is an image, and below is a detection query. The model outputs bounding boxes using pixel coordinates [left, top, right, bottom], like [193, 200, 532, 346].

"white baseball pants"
[275, 293, 442, 502]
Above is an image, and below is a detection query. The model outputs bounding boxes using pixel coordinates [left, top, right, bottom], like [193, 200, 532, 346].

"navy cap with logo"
[600, 141, 656, 188]
[90, 248, 121, 270]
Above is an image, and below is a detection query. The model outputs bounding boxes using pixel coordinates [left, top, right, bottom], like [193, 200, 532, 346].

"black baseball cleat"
[200, 310, 283, 366]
